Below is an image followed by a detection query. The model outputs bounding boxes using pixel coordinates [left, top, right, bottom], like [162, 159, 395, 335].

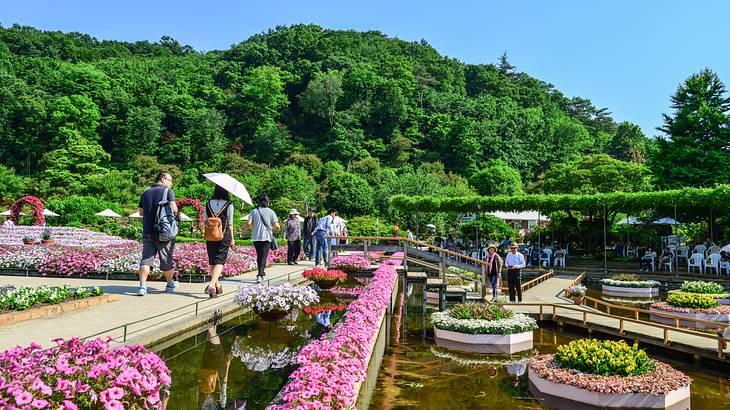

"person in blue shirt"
[314, 208, 336, 267]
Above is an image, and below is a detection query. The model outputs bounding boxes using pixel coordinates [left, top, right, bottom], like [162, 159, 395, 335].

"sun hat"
[510, 242, 519, 248]
[487, 244, 498, 251]
[289, 209, 300, 215]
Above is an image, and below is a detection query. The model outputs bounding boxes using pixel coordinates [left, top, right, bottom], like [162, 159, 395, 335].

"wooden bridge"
[332, 236, 730, 364]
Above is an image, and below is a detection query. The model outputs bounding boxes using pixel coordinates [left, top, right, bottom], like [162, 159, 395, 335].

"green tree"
[320, 172, 374, 216]
[298, 70, 343, 127]
[469, 159, 523, 196]
[542, 154, 651, 194]
[652, 69, 730, 188]
[0, 165, 26, 199]
[610, 122, 648, 164]
[258, 165, 317, 206]
[251, 122, 294, 166]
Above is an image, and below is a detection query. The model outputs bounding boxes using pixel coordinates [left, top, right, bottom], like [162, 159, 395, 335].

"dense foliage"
[679, 280, 726, 295]
[665, 292, 719, 309]
[555, 339, 655, 377]
[448, 303, 512, 321]
[0, 284, 103, 311]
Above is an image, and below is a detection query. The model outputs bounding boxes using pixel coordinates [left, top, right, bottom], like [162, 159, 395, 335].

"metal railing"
[82, 271, 302, 343]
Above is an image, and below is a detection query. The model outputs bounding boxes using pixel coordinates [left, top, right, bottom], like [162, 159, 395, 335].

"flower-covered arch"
[10, 196, 45, 226]
[176, 197, 205, 226]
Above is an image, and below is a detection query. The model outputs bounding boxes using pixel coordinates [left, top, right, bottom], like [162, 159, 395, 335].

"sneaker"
[137, 287, 147, 296]
[165, 281, 180, 293]
[256, 276, 262, 284]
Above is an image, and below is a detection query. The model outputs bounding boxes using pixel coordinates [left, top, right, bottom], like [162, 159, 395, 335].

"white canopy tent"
[178, 212, 193, 222]
[128, 211, 142, 219]
[652, 217, 681, 225]
[95, 209, 121, 218]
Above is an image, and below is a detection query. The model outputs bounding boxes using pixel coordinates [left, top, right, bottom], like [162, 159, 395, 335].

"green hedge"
[390, 185, 730, 214]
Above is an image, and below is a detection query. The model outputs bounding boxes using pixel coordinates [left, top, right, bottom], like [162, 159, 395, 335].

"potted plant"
[22, 235, 35, 245]
[41, 229, 54, 245]
[234, 282, 319, 322]
[566, 284, 587, 305]
[302, 268, 347, 290]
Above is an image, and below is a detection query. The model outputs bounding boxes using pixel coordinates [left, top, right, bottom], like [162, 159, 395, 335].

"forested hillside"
[0, 23, 665, 224]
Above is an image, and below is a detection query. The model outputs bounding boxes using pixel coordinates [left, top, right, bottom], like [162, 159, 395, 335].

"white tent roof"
[1, 209, 57, 216]
[489, 211, 548, 222]
[95, 208, 121, 218]
[129, 211, 142, 219]
[178, 212, 193, 222]
[617, 216, 642, 225]
[0, 210, 17, 216]
[652, 217, 680, 225]
[240, 214, 250, 221]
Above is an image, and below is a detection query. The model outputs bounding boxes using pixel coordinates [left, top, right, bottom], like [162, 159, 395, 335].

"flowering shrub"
[0, 285, 103, 311]
[566, 284, 587, 297]
[601, 278, 660, 288]
[329, 254, 370, 272]
[611, 273, 642, 282]
[555, 339, 654, 376]
[272, 261, 401, 409]
[665, 292, 719, 309]
[175, 197, 206, 226]
[448, 303, 512, 321]
[0, 338, 170, 409]
[431, 310, 537, 335]
[302, 268, 347, 283]
[234, 282, 319, 313]
[679, 280, 727, 295]
[651, 300, 730, 314]
[171, 243, 257, 277]
[530, 354, 691, 395]
[10, 196, 45, 226]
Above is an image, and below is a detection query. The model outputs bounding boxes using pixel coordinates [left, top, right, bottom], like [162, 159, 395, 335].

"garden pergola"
[391, 186, 730, 273]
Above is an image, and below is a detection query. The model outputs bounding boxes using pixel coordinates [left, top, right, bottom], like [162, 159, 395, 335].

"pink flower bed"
[329, 255, 370, 272]
[0, 338, 171, 409]
[650, 301, 730, 315]
[529, 354, 691, 395]
[271, 258, 401, 409]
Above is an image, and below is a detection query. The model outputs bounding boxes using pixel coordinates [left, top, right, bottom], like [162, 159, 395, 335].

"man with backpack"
[137, 171, 179, 296]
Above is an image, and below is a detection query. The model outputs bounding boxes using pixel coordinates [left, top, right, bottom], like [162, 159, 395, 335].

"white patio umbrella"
[0, 210, 18, 216]
[240, 214, 250, 221]
[720, 244, 730, 254]
[178, 212, 193, 222]
[426, 224, 437, 228]
[128, 211, 142, 219]
[95, 209, 121, 218]
[617, 216, 641, 225]
[652, 217, 680, 225]
[43, 209, 59, 217]
[203, 172, 253, 206]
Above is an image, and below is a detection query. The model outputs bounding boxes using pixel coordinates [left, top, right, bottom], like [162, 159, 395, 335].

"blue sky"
[3, 0, 730, 136]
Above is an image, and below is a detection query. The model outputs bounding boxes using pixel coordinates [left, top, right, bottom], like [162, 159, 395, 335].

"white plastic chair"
[540, 248, 553, 267]
[553, 251, 566, 268]
[706, 246, 720, 257]
[706, 253, 722, 275]
[720, 260, 730, 276]
[693, 245, 707, 257]
[676, 246, 689, 265]
[688, 253, 704, 274]
[626, 246, 638, 258]
[661, 257, 674, 272]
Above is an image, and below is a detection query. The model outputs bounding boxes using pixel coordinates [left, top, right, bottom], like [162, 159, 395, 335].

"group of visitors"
[482, 242, 526, 303]
[135, 171, 341, 298]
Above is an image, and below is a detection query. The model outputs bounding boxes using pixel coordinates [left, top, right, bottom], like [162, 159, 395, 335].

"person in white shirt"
[504, 242, 526, 303]
[315, 208, 336, 267]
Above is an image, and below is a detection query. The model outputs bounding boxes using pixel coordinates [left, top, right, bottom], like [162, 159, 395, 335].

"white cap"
[289, 209, 300, 215]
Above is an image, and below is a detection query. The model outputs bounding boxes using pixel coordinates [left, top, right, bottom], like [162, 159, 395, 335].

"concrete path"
[0, 261, 313, 350]
[510, 275, 730, 359]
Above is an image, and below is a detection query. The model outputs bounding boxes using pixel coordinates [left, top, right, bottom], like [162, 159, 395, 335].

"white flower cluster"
[231, 337, 296, 371]
[601, 278, 660, 288]
[0, 226, 135, 247]
[430, 311, 538, 335]
[234, 282, 319, 313]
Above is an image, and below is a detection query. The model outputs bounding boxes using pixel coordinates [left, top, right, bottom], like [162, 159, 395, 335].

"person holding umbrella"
[286, 209, 302, 265]
[202, 184, 234, 298]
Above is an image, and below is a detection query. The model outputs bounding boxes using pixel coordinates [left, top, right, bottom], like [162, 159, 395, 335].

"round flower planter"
[571, 296, 584, 305]
[649, 306, 730, 329]
[313, 279, 338, 290]
[22, 239, 35, 245]
[528, 356, 691, 409]
[602, 284, 660, 297]
[254, 308, 291, 322]
[41, 239, 55, 246]
[434, 327, 534, 354]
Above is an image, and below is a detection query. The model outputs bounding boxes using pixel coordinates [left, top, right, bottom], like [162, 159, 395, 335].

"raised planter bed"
[434, 327, 533, 354]
[649, 306, 730, 329]
[602, 284, 659, 297]
[0, 294, 118, 325]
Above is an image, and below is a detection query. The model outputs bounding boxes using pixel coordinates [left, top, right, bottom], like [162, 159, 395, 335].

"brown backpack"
[204, 201, 230, 242]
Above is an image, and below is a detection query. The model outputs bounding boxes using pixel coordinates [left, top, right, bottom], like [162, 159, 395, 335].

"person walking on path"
[243, 195, 280, 282]
[315, 208, 336, 268]
[302, 209, 317, 259]
[137, 171, 179, 296]
[484, 244, 503, 301]
[203, 185, 234, 298]
[286, 209, 302, 265]
[504, 242, 526, 303]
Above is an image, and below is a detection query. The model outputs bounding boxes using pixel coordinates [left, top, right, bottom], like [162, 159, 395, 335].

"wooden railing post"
[403, 241, 408, 272]
[440, 251, 447, 285]
[363, 240, 369, 260]
[481, 264, 486, 299]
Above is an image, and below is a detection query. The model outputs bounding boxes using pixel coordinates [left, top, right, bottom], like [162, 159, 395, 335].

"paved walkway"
[511, 276, 730, 359]
[0, 261, 313, 350]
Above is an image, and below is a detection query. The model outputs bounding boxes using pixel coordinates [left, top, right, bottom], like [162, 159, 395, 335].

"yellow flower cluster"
[666, 292, 719, 309]
[555, 339, 655, 376]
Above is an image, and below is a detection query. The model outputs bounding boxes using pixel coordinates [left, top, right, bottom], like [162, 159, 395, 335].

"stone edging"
[0, 294, 119, 325]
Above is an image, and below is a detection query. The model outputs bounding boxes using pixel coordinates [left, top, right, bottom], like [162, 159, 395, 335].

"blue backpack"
[154, 187, 179, 242]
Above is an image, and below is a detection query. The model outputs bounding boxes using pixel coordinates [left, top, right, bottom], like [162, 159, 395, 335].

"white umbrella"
[240, 214, 250, 221]
[94, 209, 121, 218]
[129, 211, 142, 219]
[43, 209, 59, 217]
[617, 216, 641, 225]
[203, 172, 253, 206]
[652, 217, 680, 225]
[0, 210, 18, 216]
[178, 212, 193, 222]
[720, 244, 730, 254]
[426, 224, 437, 228]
